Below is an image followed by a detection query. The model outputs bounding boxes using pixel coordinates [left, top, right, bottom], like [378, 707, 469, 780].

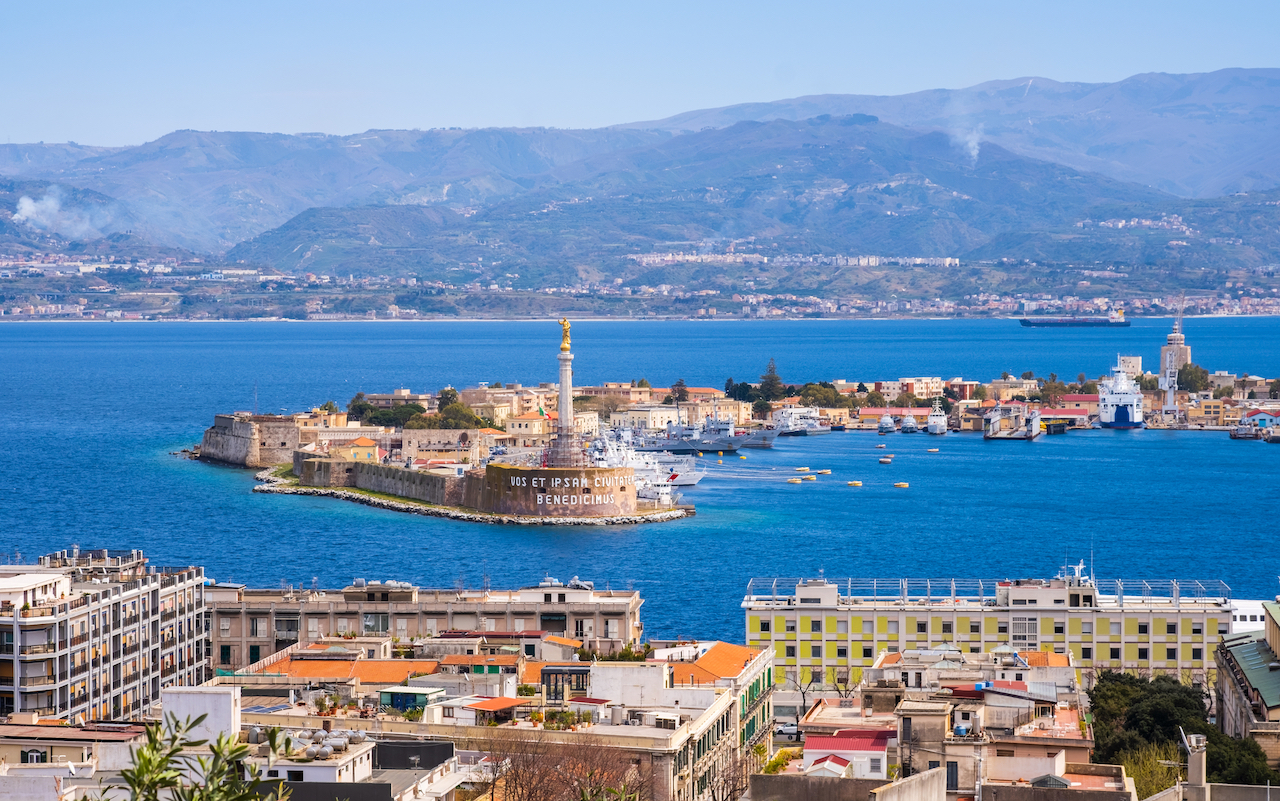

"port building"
[743, 567, 1240, 694]
[0, 548, 208, 721]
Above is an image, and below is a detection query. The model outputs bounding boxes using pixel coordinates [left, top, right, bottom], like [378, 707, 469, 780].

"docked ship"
[773, 407, 832, 436]
[899, 414, 920, 433]
[1098, 358, 1145, 429]
[926, 399, 948, 435]
[877, 414, 896, 433]
[1019, 310, 1129, 328]
[704, 416, 776, 449]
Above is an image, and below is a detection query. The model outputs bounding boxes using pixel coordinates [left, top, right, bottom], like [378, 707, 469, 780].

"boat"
[830, 424, 846, 432]
[786, 478, 802, 484]
[899, 415, 920, 434]
[877, 414, 897, 433]
[589, 431, 706, 488]
[802, 475, 816, 481]
[1098, 357, 1145, 429]
[815, 469, 831, 475]
[1229, 423, 1262, 440]
[984, 404, 1042, 440]
[848, 481, 862, 486]
[894, 482, 909, 488]
[1019, 310, 1130, 327]
[772, 407, 832, 436]
[795, 467, 810, 472]
[926, 399, 948, 435]
[875, 444, 886, 449]
[927, 448, 939, 453]
[704, 416, 775, 449]
[878, 457, 893, 464]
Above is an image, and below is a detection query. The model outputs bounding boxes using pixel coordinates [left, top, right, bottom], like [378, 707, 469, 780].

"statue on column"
[559, 318, 571, 352]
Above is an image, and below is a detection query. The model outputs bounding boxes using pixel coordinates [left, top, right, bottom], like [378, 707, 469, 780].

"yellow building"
[744, 570, 1242, 691]
[332, 436, 380, 462]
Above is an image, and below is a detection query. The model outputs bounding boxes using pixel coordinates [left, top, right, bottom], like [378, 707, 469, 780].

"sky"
[7, 0, 1279, 146]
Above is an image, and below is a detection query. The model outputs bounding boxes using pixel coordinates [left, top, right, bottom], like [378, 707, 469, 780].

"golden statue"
[559, 317, 571, 352]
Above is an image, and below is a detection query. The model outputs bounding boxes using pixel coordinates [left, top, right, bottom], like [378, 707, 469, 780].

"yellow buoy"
[718, 451, 723, 456]
[740, 455, 746, 459]
[795, 467, 809, 472]
[848, 481, 862, 487]
[717, 459, 722, 464]
[894, 482, 909, 488]
[787, 478, 803, 484]
[697, 452, 703, 457]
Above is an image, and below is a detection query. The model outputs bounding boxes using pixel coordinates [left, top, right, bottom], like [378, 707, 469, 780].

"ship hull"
[1020, 318, 1130, 327]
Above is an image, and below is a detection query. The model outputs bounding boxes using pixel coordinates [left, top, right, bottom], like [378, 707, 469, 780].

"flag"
[538, 406, 544, 417]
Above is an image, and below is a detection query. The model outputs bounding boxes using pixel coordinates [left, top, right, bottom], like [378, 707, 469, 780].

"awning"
[467, 697, 528, 712]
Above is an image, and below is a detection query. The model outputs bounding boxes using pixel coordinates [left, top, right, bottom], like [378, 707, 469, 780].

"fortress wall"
[476, 464, 637, 517]
[299, 458, 357, 487]
[354, 464, 465, 506]
[200, 415, 257, 466]
[254, 419, 300, 466]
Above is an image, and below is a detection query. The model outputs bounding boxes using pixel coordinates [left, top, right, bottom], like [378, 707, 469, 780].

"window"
[1167, 623, 1177, 635]
[1138, 647, 1149, 661]
[887, 621, 899, 634]
[1110, 647, 1121, 660]
[785, 646, 796, 658]
[1015, 672, 1023, 681]
[811, 620, 822, 633]
[1192, 622, 1203, 635]
[836, 620, 848, 634]
[863, 646, 873, 659]
[558, 593, 566, 603]
[810, 645, 822, 658]
[786, 620, 797, 633]
[1167, 647, 1177, 660]
[970, 621, 981, 633]
[1054, 621, 1065, 635]
[1193, 647, 1203, 660]
[1082, 621, 1093, 634]
[1082, 647, 1093, 660]
[363, 613, 389, 634]
[249, 618, 264, 637]
[1013, 599, 1026, 606]
[1138, 623, 1149, 635]
[996, 749, 1015, 758]
[544, 593, 552, 603]
[837, 647, 848, 659]
[1219, 623, 1229, 635]
[21, 749, 47, 764]
[267, 770, 278, 778]
[1110, 621, 1121, 635]
[249, 645, 260, 663]
[998, 622, 1009, 634]
[760, 620, 771, 633]
[287, 770, 303, 782]
[946, 762, 959, 792]
[1011, 617, 1037, 645]
[219, 617, 230, 635]
[902, 717, 912, 741]
[941, 622, 953, 634]
[916, 621, 927, 633]
[863, 620, 874, 634]
[870, 757, 882, 774]
[970, 646, 979, 653]
[219, 645, 231, 665]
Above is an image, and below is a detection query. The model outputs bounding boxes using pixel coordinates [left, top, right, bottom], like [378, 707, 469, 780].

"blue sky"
[8, 0, 1278, 146]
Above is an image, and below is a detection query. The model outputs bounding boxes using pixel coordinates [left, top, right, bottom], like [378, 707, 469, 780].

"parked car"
[774, 723, 803, 741]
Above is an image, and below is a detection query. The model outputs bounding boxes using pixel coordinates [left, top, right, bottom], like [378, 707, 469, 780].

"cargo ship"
[1019, 310, 1129, 327]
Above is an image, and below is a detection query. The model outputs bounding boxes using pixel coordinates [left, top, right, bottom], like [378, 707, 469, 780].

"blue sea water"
[2, 317, 1278, 642]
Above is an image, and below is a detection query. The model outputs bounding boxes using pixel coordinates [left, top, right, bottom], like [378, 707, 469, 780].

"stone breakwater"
[253, 470, 690, 527]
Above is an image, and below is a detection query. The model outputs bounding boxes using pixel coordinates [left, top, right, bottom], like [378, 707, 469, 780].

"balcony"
[123, 642, 140, 656]
[0, 643, 12, 654]
[123, 672, 140, 685]
[71, 663, 90, 678]
[161, 666, 176, 679]
[112, 678, 122, 690]
[69, 692, 88, 707]
[19, 642, 58, 656]
[161, 610, 177, 622]
[122, 614, 140, 627]
[70, 633, 89, 647]
[19, 675, 57, 687]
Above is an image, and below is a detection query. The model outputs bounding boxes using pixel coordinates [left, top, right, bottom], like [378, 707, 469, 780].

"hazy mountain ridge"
[617, 68, 1280, 197]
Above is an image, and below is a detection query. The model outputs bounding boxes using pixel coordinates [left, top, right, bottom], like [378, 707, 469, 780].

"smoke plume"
[13, 186, 106, 239]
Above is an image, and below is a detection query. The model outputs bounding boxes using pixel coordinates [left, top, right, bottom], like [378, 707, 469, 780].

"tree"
[856, 382, 868, 393]
[437, 387, 460, 407]
[97, 714, 289, 801]
[972, 385, 988, 401]
[491, 381, 504, 389]
[1214, 385, 1235, 399]
[1077, 372, 1087, 385]
[1178, 363, 1210, 392]
[670, 379, 690, 403]
[366, 403, 425, 427]
[1020, 370, 1036, 380]
[865, 390, 887, 407]
[1041, 378, 1068, 407]
[1001, 371, 1012, 380]
[633, 378, 651, 388]
[1120, 742, 1184, 800]
[1139, 375, 1160, 391]
[896, 392, 919, 407]
[405, 403, 486, 430]
[1081, 381, 1100, 395]
[758, 359, 786, 401]
[319, 400, 339, 413]
[1271, 379, 1280, 399]
[347, 392, 378, 421]
[751, 399, 773, 419]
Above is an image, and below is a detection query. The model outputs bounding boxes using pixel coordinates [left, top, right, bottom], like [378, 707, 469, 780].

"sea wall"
[296, 458, 464, 505]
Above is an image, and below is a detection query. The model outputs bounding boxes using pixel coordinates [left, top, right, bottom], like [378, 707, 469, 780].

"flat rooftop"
[745, 577, 1232, 604]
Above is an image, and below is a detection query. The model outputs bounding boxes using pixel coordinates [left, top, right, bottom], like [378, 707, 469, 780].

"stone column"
[558, 351, 574, 436]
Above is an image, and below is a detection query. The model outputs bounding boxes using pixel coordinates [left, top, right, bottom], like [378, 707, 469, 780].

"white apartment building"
[207, 576, 643, 670]
[0, 549, 208, 721]
[744, 567, 1243, 693]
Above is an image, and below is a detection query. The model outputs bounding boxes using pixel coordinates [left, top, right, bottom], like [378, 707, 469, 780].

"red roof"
[1061, 394, 1100, 401]
[812, 755, 851, 767]
[1246, 409, 1279, 418]
[805, 729, 893, 752]
[467, 697, 528, 712]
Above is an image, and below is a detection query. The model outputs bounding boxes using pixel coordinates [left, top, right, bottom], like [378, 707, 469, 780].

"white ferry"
[1098, 357, 1145, 429]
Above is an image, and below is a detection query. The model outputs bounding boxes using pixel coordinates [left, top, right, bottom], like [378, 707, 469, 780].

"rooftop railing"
[745, 577, 1232, 602]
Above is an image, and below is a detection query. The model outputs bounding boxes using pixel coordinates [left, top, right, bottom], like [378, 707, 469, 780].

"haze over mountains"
[1, 68, 1278, 288]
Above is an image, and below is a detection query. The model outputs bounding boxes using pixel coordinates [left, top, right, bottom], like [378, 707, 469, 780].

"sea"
[3, 316, 1279, 642]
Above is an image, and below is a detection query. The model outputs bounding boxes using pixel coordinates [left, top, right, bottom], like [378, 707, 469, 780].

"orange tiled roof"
[261, 658, 439, 683]
[441, 654, 520, 666]
[694, 642, 762, 679]
[1017, 651, 1071, 667]
[879, 653, 902, 665]
[670, 662, 721, 685]
[544, 635, 583, 648]
[468, 697, 529, 712]
[349, 436, 378, 446]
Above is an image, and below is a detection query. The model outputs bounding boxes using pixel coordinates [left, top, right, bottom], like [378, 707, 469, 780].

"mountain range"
[1, 68, 1278, 289]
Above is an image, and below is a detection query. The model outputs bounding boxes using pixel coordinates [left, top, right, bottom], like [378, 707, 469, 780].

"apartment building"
[0, 549, 207, 721]
[207, 576, 643, 671]
[1216, 601, 1280, 768]
[744, 568, 1241, 692]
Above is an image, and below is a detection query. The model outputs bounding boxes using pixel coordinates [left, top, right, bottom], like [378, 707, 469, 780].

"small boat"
[795, 467, 810, 472]
[900, 415, 920, 434]
[830, 424, 846, 432]
[802, 475, 816, 481]
[786, 478, 803, 484]
[816, 469, 831, 475]
[894, 482, 909, 488]
[927, 448, 939, 453]
[848, 481, 862, 486]
[875, 444, 887, 449]
[879, 457, 893, 464]
[877, 414, 896, 433]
